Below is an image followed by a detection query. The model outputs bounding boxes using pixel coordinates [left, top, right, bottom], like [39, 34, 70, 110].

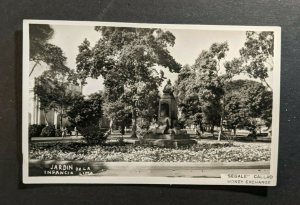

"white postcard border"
[22, 20, 281, 186]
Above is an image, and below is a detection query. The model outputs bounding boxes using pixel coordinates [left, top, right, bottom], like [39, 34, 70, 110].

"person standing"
[74, 126, 78, 137]
[62, 127, 67, 138]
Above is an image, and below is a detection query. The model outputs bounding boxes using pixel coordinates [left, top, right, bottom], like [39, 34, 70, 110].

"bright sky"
[49, 25, 271, 96]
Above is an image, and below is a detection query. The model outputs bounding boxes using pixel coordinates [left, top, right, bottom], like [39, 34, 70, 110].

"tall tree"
[76, 27, 181, 137]
[239, 31, 274, 90]
[174, 65, 203, 129]
[29, 24, 69, 76]
[193, 42, 229, 140]
[175, 42, 243, 140]
[75, 38, 93, 85]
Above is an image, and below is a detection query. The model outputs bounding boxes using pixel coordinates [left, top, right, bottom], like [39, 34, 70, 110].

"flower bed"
[29, 142, 271, 163]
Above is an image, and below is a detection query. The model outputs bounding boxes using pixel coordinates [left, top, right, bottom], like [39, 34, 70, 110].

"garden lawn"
[29, 141, 271, 163]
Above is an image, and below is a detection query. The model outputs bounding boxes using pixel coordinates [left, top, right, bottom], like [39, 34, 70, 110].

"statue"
[149, 79, 178, 134]
[140, 79, 197, 147]
[163, 79, 174, 95]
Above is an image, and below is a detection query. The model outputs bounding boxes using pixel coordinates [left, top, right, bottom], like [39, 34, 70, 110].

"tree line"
[30, 24, 273, 141]
[174, 32, 273, 140]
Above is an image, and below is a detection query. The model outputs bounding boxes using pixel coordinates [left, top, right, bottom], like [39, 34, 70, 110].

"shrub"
[65, 125, 74, 135]
[55, 129, 62, 137]
[40, 125, 56, 137]
[29, 124, 45, 137]
[78, 124, 106, 144]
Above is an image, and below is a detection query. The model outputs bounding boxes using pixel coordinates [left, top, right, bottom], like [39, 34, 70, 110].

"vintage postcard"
[23, 20, 281, 185]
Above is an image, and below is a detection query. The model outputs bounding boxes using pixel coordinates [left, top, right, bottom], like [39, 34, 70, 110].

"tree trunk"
[233, 127, 236, 137]
[211, 125, 214, 137]
[29, 61, 39, 77]
[60, 112, 63, 129]
[131, 108, 137, 138]
[59, 105, 64, 129]
[218, 121, 222, 141]
[262, 78, 273, 91]
[120, 121, 125, 136]
[218, 95, 226, 141]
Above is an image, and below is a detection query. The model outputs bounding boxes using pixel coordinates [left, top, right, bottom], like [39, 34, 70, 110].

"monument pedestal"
[138, 80, 197, 148]
[141, 127, 197, 148]
[140, 133, 197, 148]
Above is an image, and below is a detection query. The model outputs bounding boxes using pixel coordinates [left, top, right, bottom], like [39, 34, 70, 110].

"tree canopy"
[193, 42, 229, 133]
[239, 31, 274, 90]
[76, 27, 181, 136]
[30, 24, 54, 60]
[174, 39, 272, 138]
[67, 92, 103, 128]
[174, 42, 229, 134]
[29, 24, 69, 76]
[224, 80, 272, 134]
[174, 65, 202, 127]
[34, 70, 81, 126]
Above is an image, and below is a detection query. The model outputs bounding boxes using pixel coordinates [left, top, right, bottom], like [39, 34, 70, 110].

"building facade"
[28, 61, 82, 128]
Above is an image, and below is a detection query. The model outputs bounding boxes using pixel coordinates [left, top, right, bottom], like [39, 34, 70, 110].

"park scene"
[27, 23, 274, 177]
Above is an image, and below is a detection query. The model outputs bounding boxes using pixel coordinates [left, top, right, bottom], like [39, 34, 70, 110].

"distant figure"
[74, 127, 78, 137]
[120, 126, 125, 136]
[196, 126, 202, 137]
[62, 127, 67, 138]
[109, 119, 113, 132]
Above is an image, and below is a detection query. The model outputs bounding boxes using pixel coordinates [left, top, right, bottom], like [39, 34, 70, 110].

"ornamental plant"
[28, 124, 45, 138]
[40, 125, 56, 137]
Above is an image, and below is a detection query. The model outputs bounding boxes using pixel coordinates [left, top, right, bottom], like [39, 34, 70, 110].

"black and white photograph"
[22, 20, 280, 185]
